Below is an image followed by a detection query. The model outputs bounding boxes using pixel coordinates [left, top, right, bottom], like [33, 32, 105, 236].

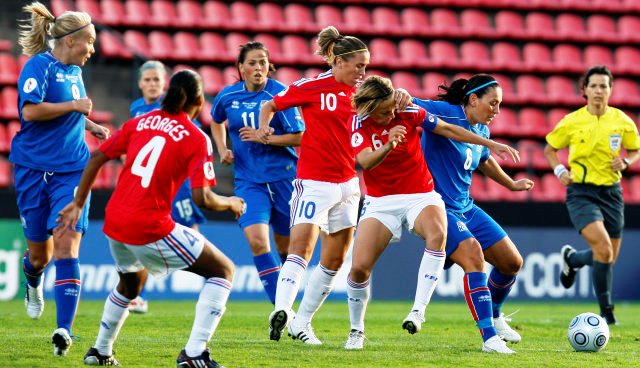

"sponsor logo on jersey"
[609, 134, 622, 151]
[428, 114, 435, 122]
[381, 129, 389, 136]
[242, 102, 257, 109]
[351, 132, 364, 147]
[65, 75, 79, 83]
[231, 100, 240, 109]
[56, 73, 65, 82]
[338, 91, 347, 96]
[204, 161, 216, 180]
[23, 78, 37, 93]
[456, 221, 468, 232]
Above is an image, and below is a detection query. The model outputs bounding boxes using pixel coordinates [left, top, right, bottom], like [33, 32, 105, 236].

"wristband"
[623, 158, 631, 170]
[554, 164, 568, 179]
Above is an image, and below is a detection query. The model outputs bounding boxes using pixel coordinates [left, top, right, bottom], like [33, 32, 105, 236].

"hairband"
[465, 80, 498, 96]
[335, 48, 368, 57]
[53, 23, 91, 39]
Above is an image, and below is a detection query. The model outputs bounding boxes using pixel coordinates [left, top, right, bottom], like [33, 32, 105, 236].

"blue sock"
[488, 268, 517, 318]
[23, 251, 44, 288]
[464, 272, 497, 342]
[54, 258, 81, 334]
[253, 252, 280, 304]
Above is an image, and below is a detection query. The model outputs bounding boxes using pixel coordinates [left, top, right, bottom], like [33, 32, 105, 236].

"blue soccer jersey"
[414, 98, 491, 213]
[10, 52, 89, 172]
[129, 96, 160, 118]
[211, 78, 304, 183]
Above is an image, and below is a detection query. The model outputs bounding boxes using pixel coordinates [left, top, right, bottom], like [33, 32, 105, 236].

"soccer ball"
[567, 312, 610, 352]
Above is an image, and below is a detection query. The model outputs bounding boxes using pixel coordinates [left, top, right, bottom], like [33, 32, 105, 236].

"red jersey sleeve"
[188, 134, 217, 189]
[99, 119, 133, 159]
[350, 126, 374, 157]
[272, 83, 313, 111]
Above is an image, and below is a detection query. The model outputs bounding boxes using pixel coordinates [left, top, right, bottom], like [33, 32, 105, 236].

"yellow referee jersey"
[546, 106, 640, 186]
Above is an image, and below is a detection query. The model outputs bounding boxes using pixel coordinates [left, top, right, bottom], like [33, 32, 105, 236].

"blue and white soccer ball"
[567, 312, 610, 352]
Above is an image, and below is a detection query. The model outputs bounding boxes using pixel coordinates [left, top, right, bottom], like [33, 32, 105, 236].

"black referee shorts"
[566, 182, 624, 238]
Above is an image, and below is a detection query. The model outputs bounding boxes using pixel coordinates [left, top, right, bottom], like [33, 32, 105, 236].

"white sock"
[184, 278, 232, 357]
[294, 264, 337, 326]
[411, 248, 446, 315]
[95, 289, 131, 356]
[347, 277, 370, 332]
[274, 255, 308, 311]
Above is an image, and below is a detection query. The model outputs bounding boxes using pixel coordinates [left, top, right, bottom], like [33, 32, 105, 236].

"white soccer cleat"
[288, 319, 322, 345]
[268, 309, 292, 341]
[25, 282, 45, 320]
[128, 296, 148, 314]
[52, 328, 73, 356]
[402, 310, 425, 334]
[482, 335, 515, 354]
[344, 329, 365, 350]
[494, 313, 522, 343]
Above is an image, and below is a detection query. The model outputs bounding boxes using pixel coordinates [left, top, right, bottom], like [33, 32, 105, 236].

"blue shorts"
[171, 179, 206, 228]
[235, 177, 294, 236]
[444, 205, 507, 269]
[14, 164, 91, 242]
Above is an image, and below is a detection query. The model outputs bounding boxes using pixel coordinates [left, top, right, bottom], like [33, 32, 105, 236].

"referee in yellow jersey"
[544, 65, 640, 325]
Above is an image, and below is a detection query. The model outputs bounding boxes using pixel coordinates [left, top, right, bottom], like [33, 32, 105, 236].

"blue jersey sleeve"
[18, 56, 50, 111]
[211, 91, 227, 124]
[275, 107, 304, 134]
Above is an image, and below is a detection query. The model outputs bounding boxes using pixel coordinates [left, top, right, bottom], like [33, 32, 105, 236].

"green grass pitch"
[0, 300, 638, 367]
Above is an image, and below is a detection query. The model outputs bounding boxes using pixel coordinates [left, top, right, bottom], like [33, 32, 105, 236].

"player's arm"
[210, 122, 234, 165]
[22, 98, 93, 121]
[543, 143, 572, 186]
[54, 150, 110, 236]
[432, 119, 520, 163]
[356, 125, 407, 170]
[240, 129, 303, 147]
[256, 100, 278, 143]
[191, 187, 245, 220]
[85, 118, 110, 140]
[478, 156, 534, 191]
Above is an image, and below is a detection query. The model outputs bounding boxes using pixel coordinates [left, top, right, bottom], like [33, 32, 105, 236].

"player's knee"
[593, 245, 613, 263]
[28, 255, 50, 270]
[349, 265, 371, 283]
[428, 231, 446, 251]
[218, 258, 235, 281]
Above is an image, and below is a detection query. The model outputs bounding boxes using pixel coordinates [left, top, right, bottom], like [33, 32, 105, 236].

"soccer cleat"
[176, 348, 224, 368]
[288, 319, 322, 345]
[560, 244, 577, 289]
[83, 347, 120, 366]
[128, 296, 148, 314]
[52, 328, 72, 356]
[601, 305, 617, 325]
[25, 281, 45, 319]
[344, 329, 365, 350]
[268, 309, 291, 341]
[402, 310, 425, 334]
[482, 335, 515, 354]
[494, 313, 522, 343]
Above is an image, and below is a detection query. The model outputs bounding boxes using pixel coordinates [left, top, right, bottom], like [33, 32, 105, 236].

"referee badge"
[609, 134, 621, 151]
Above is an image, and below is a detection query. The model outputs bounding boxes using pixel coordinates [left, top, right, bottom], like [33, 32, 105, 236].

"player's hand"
[387, 125, 407, 149]
[73, 98, 93, 115]
[228, 196, 246, 220]
[255, 126, 274, 144]
[239, 126, 263, 144]
[54, 202, 83, 238]
[558, 171, 573, 186]
[489, 141, 520, 162]
[219, 149, 234, 165]
[611, 155, 627, 172]
[89, 123, 110, 140]
[512, 178, 534, 191]
[393, 88, 412, 111]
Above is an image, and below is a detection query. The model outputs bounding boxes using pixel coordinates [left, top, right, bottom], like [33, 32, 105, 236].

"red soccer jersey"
[273, 70, 357, 183]
[351, 105, 437, 197]
[100, 110, 216, 245]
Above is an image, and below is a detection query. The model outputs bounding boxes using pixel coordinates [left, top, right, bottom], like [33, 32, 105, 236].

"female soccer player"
[413, 74, 533, 350]
[127, 60, 208, 314]
[11, 1, 108, 356]
[211, 41, 304, 304]
[545, 65, 640, 325]
[56, 70, 245, 367]
[344, 76, 518, 354]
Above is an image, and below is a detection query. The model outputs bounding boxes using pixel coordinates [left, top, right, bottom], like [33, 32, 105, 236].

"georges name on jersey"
[135, 113, 190, 142]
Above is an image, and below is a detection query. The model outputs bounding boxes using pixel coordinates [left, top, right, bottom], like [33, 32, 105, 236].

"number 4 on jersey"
[131, 136, 166, 188]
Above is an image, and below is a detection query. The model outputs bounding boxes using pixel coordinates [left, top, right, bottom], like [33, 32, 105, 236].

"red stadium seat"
[614, 46, 640, 74]
[618, 16, 640, 43]
[0, 123, 8, 153]
[283, 4, 315, 33]
[199, 32, 229, 62]
[0, 53, 18, 85]
[76, 0, 102, 24]
[627, 176, 640, 204]
[369, 38, 399, 69]
[469, 174, 487, 201]
[100, 0, 125, 26]
[489, 106, 518, 138]
[198, 100, 213, 128]
[275, 67, 302, 86]
[315, 5, 344, 29]
[460, 9, 492, 38]
[256, 3, 285, 32]
[485, 176, 514, 201]
[522, 43, 553, 73]
[391, 72, 422, 97]
[511, 172, 532, 202]
[495, 11, 526, 39]
[583, 46, 614, 69]
[124, 0, 151, 27]
[150, 0, 177, 27]
[229, 2, 259, 32]
[515, 75, 546, 105]
[429, 40, 458, 68]
[0, 158, 10, 188]
[148, 31, 174, 60]
[281, 35, 311, 64]
[492, 74, 517, 103]
[518, 107, 548, 138]
[1, 87, 18, 120]
[400, 8, 430, 36]
[51, 0, 74, 17]
[7, 120, 20, 144]
[547, 75, 581, 105]
[623, 0, 640, 12]
[223, 66, 239, 86]
[343, 6, 371, 34]
[547, 108, 571, 130]
[173, 32, 199, 62]
[610, 78, 640, 106]
[199, 66, 224, 95]
[98, 31, 129, 59]
[225, 33, 251, 60]
[586, 15, 617, 43]
[552, 44, 583, 73]
[398, 39, 429, 69]
[430, 9, 460, 37]
[203, 1, 230, 30]
[175, 0, 204, 28]
[254, 34, 283, 64]
[123, 30, 149, 58]
[591, 0, 625, 12]
[492, 42, 522, 72]
[421, 72, 448, 99]
[459, 41, 491, 70]
[372, 7, 402, 36]
[366, 69, 390, 79]
[555, 13, 586, 42]
[532, 173, 566, 202]
[525, 12, 555, 40]
[304, 68, 323, 79]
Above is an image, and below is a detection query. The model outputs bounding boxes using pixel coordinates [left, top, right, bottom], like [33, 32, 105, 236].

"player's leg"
[580, 221, 616, 323]
[271, 177, 295, 264]
[23, 239, 52, 320]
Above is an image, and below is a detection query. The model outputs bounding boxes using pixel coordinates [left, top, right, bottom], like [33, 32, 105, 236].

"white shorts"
[359, 191, 445, 242]
[108, 223, 206, 277]
[289, 177, 360, 234]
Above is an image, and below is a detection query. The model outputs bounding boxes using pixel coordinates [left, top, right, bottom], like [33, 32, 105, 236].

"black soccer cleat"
[83, 347, 120, 366]
[560, 244, 577, 289]
[176, 348, 224, 368]
[601, 305, 617, 326]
